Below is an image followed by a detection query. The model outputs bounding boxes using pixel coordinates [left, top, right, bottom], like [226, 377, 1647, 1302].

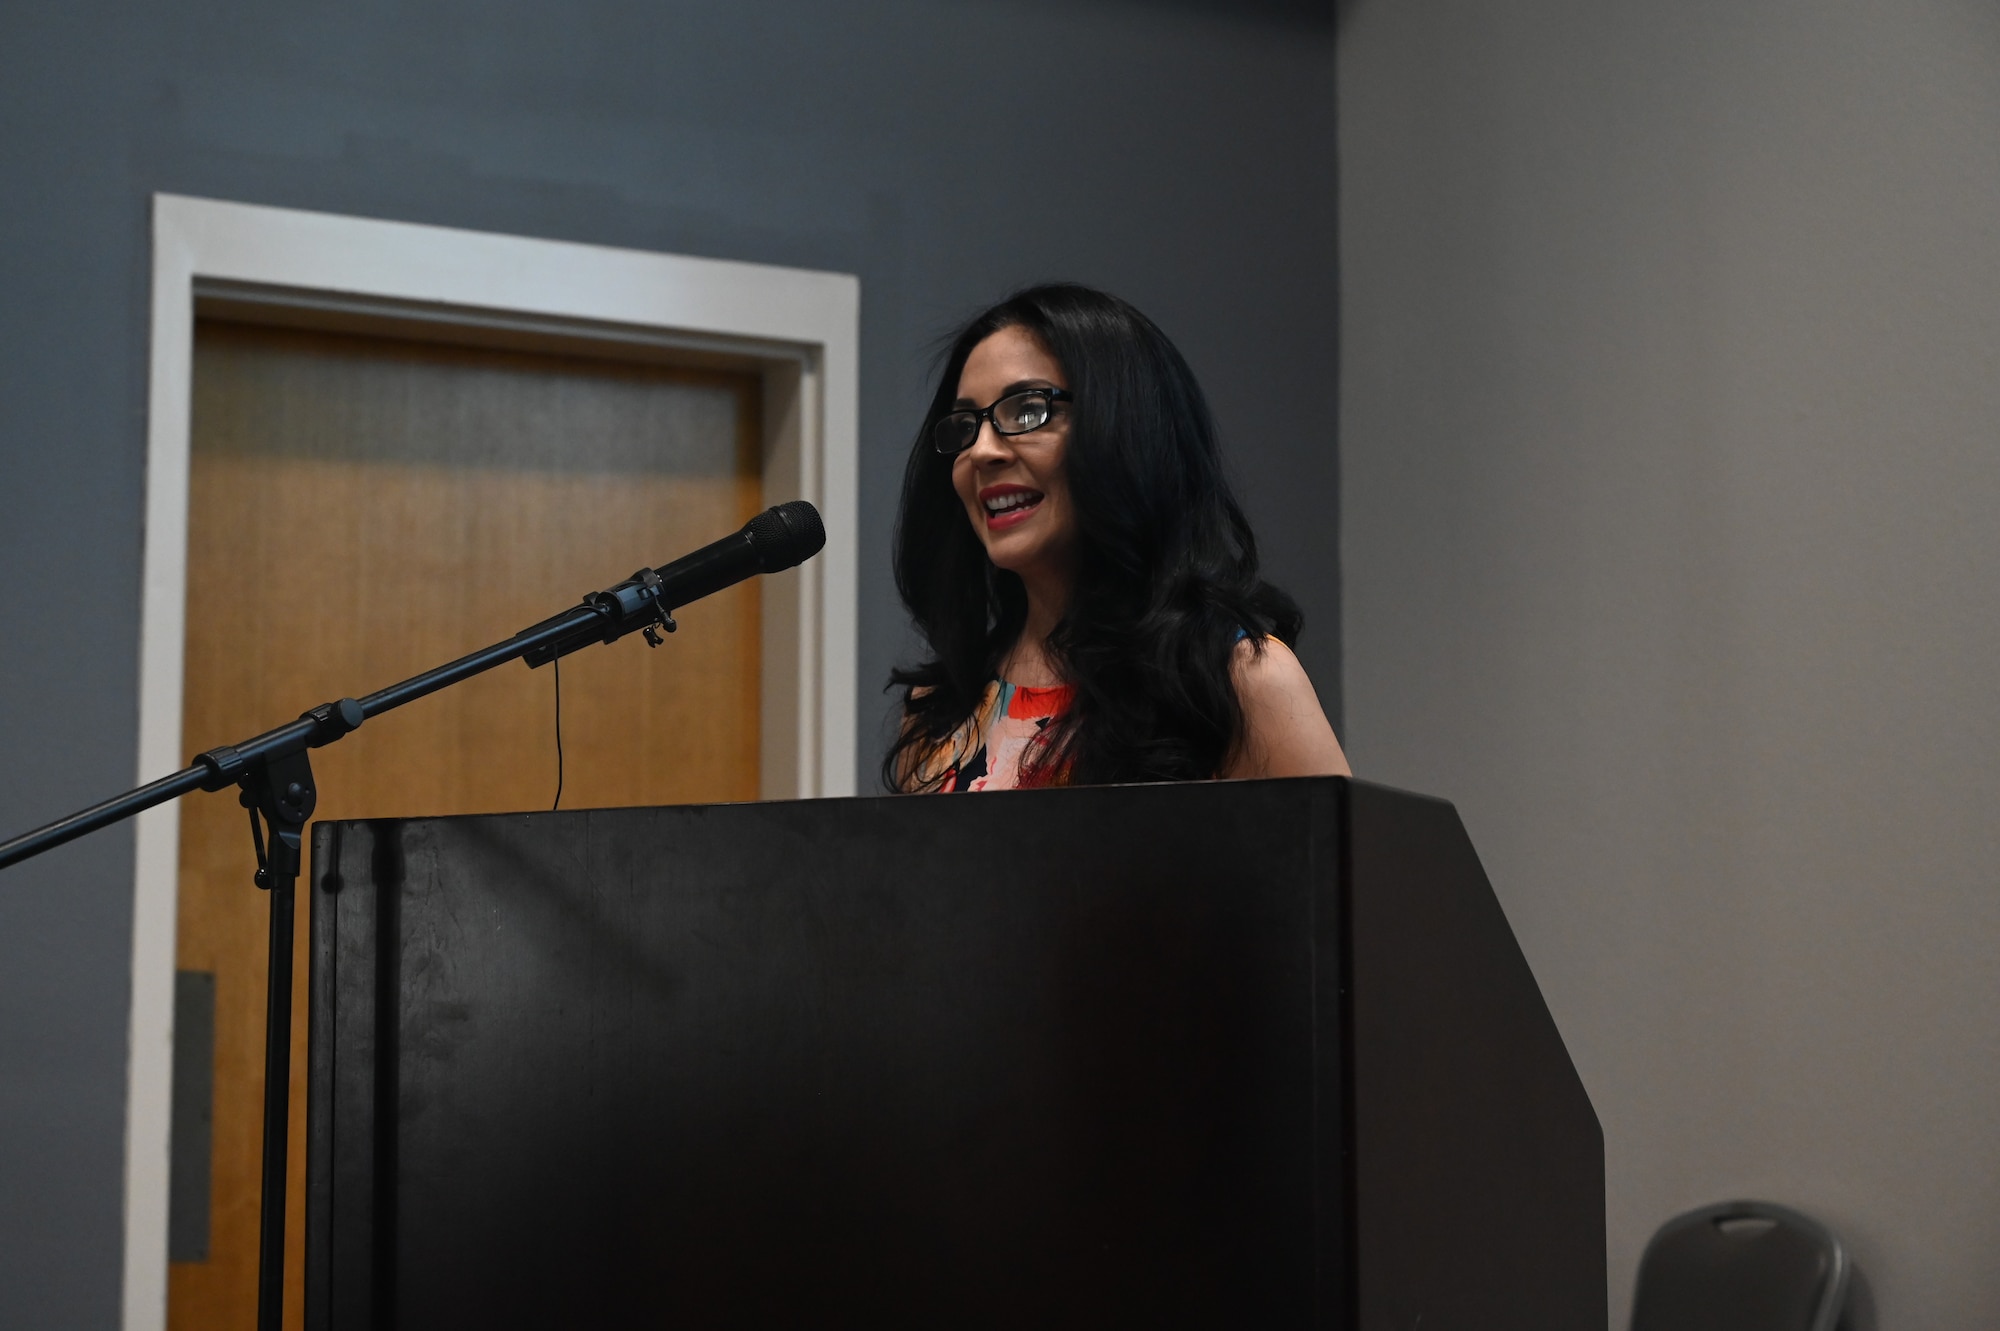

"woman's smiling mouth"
[980, 484, 1045, 529]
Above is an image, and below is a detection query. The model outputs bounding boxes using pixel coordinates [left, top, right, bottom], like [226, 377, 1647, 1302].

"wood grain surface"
[171, 320, 762, 1329]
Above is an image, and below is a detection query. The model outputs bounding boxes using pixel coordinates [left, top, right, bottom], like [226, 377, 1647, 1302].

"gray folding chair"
[1631, 1200, 1849, 1331]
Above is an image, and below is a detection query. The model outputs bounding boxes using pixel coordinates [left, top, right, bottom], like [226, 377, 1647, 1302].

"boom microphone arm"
[0, 500, 825, 870]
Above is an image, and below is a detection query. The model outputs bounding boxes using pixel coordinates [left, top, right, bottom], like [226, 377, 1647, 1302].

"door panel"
[171, 321, 762, 1328]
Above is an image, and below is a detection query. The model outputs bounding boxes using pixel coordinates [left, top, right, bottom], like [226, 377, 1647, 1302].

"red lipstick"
[977, 483, 1044, 531]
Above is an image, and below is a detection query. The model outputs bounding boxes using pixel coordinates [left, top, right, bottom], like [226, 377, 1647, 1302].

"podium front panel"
[308, 780, 1342, 1328]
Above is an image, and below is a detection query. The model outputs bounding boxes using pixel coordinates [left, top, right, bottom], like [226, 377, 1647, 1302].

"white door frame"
[126, 193, 859, 1331]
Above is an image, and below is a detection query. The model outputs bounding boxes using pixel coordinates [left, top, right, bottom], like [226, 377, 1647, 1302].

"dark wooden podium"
[305, 778, 1603, 1329]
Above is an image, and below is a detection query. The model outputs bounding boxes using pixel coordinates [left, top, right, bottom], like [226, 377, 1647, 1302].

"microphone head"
[744, 500, 826, 573]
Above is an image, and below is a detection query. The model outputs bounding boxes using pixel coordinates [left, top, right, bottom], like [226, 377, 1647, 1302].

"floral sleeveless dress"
[912, 679, 1074, 792]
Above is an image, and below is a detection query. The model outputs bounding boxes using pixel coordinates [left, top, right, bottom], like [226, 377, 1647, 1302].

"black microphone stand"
[0, 563, 687, 1331]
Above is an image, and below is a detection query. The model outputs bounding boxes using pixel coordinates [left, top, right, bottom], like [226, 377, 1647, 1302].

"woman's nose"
[964, 420, 1014, 464]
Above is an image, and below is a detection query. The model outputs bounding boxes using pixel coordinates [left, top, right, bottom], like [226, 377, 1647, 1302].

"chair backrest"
[1630, 1200, 1849, 1331]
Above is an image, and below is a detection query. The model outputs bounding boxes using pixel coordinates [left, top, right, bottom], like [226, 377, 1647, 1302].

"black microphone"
[649, 499, 826, 611]
[519, 500, 825, 667]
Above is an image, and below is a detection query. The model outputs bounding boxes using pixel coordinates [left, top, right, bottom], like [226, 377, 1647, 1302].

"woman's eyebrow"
[954, 378, 1059, 408]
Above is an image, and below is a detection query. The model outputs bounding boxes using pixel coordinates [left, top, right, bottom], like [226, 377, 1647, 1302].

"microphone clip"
[519, 566, 676, 668]
[636, 569, 679, 648]
[584, 566, 678, 649]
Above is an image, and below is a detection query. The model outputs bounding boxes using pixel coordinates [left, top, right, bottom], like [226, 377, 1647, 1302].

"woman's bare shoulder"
[1226, 637, 1351, 779]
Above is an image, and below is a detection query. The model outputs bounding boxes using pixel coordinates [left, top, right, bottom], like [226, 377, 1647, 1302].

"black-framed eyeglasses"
[930, 387, 1073, 455]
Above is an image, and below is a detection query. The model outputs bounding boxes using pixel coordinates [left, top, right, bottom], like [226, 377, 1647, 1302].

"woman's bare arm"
[1223, 638, 1351, 780]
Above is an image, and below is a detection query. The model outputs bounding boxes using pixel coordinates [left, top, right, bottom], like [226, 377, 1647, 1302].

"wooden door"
[169, 320, 764, 1329]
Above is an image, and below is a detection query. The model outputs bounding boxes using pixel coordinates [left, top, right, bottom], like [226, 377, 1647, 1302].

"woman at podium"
[886, 283, 1349, 793]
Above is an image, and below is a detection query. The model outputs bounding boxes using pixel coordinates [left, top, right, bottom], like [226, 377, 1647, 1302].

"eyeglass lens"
[932, 390, 1056, 454]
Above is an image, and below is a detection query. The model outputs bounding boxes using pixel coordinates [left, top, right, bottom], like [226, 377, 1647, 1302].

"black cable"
[551, 656, 565, 811]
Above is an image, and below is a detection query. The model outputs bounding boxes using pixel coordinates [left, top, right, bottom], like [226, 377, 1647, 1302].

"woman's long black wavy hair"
[884, 283, 1301, 791]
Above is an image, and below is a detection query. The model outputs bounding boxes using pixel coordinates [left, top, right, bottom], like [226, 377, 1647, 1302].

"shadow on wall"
[1843, 1266, 1878, 1331]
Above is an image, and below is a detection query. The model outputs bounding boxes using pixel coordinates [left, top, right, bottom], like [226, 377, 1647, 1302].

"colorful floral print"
[911, 679, 1073, 792]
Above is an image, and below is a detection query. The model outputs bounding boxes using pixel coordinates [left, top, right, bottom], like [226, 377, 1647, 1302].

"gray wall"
[0, 2, 1337, 1322]
[1341, 0, 2000, 1323]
